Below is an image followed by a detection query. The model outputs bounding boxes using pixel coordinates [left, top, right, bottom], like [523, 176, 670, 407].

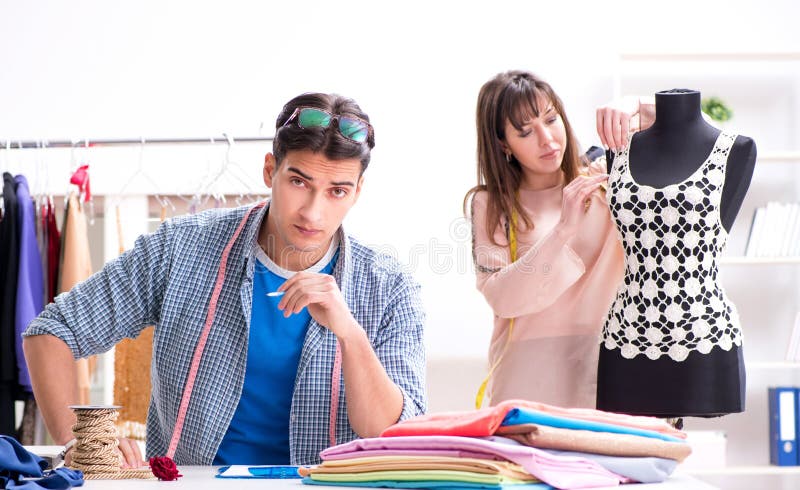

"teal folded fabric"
[501, 409, 683, 443]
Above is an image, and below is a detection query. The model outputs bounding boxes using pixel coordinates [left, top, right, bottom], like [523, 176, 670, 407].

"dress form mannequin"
[607, 89, 756, 231]
[597, 89, 757, 418]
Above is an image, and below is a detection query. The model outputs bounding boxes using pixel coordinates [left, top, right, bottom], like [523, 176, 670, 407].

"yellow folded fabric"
[305, 456, 535, 481]
[309, 469, 536, 485]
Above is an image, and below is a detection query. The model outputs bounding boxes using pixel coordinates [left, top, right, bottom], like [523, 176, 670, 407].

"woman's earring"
[505, 153, 511, 163]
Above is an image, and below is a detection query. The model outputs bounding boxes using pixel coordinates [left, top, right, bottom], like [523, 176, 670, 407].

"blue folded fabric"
[5, 468, 83, 490]
[0, 436, 84, 489]
[302, 478, 552, 490]
[501, 408, 684, 443]
[0, 436, 48, 478]
[5, 468, 84, 489]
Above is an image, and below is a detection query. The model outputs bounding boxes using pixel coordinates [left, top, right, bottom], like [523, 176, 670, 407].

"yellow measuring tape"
[475, 208, 518, 409]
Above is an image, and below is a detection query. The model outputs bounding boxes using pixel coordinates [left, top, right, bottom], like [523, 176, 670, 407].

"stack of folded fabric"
[301, 400, 690, 490]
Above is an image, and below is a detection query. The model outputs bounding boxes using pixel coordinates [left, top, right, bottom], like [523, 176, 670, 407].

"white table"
[23, 446, 716, 489]
[75, 466, 718, 489]
[78, 466, 305, 489]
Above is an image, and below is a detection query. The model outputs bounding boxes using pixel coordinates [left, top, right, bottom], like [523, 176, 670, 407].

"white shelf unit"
[689, 465, 800, 476]
[620, 52, 800, 62]
[747, 361, 800, 370]
[613, 51, 800, 99]
[615, 51, 800, 477]
[720, 257, 800, 265]
[760, 151, 800, 163]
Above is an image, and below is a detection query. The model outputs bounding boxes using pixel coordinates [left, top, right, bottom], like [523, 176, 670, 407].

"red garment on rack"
[44, 201, 60, 304]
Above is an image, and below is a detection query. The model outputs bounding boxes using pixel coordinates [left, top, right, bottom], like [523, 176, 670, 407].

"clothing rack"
[2, 136, 274, 150]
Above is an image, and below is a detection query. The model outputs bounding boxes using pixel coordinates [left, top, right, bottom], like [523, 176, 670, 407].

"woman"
[465, 70, 652, 408]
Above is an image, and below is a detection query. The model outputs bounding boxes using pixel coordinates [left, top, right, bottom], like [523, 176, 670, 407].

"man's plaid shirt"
[24, 202, 427, 464]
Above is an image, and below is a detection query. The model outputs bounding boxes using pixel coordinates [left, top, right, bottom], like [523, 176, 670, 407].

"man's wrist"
[58, 438, 77, 460]
[335, 316, 367, 347]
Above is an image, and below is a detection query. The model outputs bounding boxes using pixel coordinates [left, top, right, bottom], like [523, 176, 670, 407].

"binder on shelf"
[768, 387, 798, 466]
[797, 388, 800, 467]
[761, 202, 780, 257]
[744, 202, 800, 258]
[783, 203, 800, 257]
[745, 207, 764, 257]
[787, 312, 800, 362]
[792, 203, 800, 257]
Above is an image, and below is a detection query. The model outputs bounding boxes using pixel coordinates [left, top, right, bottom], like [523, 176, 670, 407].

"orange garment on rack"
[113, 327, 152, 432]
[58, 193, 94, 405]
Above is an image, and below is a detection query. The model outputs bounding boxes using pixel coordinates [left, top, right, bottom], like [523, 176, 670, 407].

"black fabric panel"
[596, 344, 745, 417]
[1, 173, 21, 436]
[0, 383, 16, 435]
[1, 173, 20, 383]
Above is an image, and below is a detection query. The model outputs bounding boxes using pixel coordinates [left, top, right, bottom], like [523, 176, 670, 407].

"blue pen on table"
[216, 465, 303, 479]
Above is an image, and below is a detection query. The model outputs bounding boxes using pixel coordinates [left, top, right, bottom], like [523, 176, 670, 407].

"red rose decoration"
[149, 456, 182, 481]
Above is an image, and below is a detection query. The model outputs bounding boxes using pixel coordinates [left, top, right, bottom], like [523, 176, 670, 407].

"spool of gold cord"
[69, 407, 155, 480]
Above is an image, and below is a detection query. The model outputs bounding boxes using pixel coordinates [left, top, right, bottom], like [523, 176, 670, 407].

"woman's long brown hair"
[464, 70, 583, 246]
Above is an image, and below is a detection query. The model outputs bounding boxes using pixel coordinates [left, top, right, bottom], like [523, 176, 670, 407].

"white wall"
[2, 0, 800, 362]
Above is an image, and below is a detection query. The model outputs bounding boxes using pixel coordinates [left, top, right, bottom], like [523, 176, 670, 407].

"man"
[22, 92, 427, 467]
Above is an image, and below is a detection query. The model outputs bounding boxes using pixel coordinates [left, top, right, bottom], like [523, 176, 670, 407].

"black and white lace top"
[603, 131, 743, 362]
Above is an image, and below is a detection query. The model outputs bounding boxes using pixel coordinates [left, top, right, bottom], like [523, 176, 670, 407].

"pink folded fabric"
[320, 436, 626, 489]
[380, 399, 684, 440]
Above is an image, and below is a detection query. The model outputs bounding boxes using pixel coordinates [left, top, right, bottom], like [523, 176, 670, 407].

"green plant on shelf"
[701, 96, 733, 123]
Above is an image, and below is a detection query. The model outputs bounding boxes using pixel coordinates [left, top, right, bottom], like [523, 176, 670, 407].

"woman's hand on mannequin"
[555, 174, 608, 239]
[596, 95, 655, 151]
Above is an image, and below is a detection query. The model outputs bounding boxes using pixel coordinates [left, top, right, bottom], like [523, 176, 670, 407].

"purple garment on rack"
[320, 436, 625, 489]
[14, 175, 43, 393]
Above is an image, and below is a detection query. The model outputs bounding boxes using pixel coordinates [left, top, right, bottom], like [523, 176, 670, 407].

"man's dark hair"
[273, 93, 375, 175]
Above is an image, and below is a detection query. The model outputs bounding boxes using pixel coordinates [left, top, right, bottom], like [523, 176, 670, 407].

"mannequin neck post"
[651, 89, 706, 132]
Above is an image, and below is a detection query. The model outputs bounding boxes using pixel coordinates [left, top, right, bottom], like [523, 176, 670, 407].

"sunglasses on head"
[282, 107, 372, 143]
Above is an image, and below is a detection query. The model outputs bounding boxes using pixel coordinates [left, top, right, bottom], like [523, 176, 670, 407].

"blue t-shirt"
[214, 242, 339, 464]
